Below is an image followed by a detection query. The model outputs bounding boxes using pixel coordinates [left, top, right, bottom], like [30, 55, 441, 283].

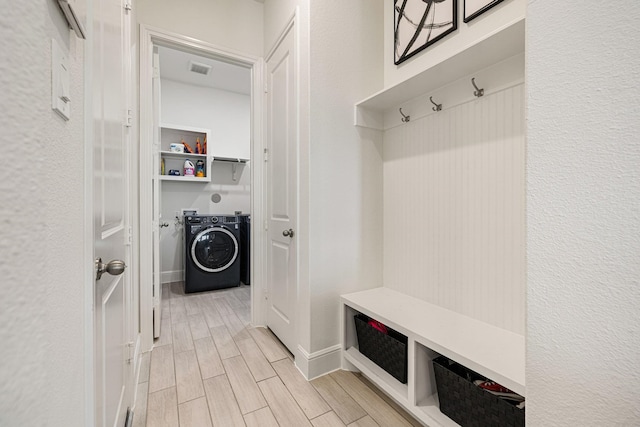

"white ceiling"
[158, 46, 251, 95]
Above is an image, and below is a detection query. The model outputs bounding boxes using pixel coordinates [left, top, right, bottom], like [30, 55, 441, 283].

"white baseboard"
[161, 270, 183, 284]
[295, 344, 342, 380]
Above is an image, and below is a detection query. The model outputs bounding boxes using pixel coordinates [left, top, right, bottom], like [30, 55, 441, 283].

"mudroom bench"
[341, 287, 525, 426]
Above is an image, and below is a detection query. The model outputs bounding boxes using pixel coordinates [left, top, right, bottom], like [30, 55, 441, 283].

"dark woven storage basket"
[433, 356, 525, 427]
[354, 313, 408, 384]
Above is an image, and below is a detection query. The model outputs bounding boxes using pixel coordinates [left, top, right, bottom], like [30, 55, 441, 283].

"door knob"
[160, 222, 169, 228]
[95, 258, 126, 281]
[282, 228, 295, 238]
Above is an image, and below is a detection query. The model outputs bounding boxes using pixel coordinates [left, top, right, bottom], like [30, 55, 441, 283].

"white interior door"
[266, 24, 298, 354]
[92, 0, 132, 425]
[152, 47, 162, 338]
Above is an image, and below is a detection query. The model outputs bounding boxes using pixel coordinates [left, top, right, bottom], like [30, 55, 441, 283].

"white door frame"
[83, 3, 95, 425]
[139, 25, 266, 351]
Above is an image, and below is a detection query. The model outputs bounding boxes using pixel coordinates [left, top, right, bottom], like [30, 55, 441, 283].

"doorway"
[156, 45, 251, 300]
[139, 27, 266, 352]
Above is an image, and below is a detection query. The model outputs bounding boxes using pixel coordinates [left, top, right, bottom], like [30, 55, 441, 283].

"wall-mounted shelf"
[341, 287, 525, 426]
[159, 175, 209, 182]
[355, 18, 525, 130]
[159, 124, 211, 182]
[160, 151, 207, 160]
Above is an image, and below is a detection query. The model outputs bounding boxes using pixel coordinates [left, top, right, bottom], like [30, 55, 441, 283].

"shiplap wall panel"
[383, 84, 525, 334]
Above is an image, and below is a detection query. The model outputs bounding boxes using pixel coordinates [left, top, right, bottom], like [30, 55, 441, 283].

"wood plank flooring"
[134, 282, 422, 427]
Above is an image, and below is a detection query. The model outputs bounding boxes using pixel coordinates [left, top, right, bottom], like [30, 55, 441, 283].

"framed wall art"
[394, 0, 458, 65]
[464, 0, 507, 23]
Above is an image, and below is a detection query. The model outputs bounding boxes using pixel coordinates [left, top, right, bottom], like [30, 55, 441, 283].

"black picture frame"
[394, 0, 458, 65]
[464, 0, 507, 23]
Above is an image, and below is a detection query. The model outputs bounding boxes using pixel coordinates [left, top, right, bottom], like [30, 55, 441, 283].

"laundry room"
[155, 45, 252, 287]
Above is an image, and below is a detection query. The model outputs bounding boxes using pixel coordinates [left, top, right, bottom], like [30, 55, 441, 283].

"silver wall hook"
[430, 96, 442, 112]
[471, 77, 484, 97]
[399, 108, 410, 122]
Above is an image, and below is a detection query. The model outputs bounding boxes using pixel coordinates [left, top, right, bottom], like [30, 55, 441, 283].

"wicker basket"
[354, 313, 408, 384]
[433, 356, 525, 427]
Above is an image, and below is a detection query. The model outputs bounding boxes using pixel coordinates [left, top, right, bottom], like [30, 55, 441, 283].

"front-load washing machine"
[184, 214, 240, 293]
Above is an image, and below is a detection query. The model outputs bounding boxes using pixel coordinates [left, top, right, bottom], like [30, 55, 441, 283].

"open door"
[152, 48, 162, 338]
[140, 26, 264, 352]
[92, 0, 133, 424]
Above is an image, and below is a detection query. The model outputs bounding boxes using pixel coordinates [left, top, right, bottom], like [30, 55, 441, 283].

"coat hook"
[471, 77, 484, 97]
[399, 108, 410, 122]
[429, 96, 442, 112]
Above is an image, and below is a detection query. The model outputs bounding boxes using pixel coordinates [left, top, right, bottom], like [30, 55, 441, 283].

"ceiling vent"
[188, 61, 212, 76]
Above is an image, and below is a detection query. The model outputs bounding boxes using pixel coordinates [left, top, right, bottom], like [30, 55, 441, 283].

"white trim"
[83, 1, 95, 425]
[292, 5, 304, 370]
[142, 24, 261, 66]
[130, 337, 143, 410]
[139, 24, 265, 350]
[139, 24, 154, 353]
[264, 10, 296, 62]
[251, 57, 266, 326]
[131, 336, 142, 382]
[295, 344, 342, 381]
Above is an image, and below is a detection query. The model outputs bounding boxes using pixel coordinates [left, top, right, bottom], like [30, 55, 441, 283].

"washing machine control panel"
[186, 215, 239, 226]
[186, 216, 215, 224]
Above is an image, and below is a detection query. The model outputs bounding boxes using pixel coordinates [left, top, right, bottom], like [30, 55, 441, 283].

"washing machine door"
[191, 227, 239, 273]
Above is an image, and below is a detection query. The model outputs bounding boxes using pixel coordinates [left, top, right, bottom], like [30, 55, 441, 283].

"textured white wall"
[263, 0, 303, 53]
[161, 80, 251, 159]
[308, 0, 384, 353]
[384, 0, 525, 87]
[137, 0, 264, 57]
[0, 2, 86, 426]
[527, 1, 640, 425]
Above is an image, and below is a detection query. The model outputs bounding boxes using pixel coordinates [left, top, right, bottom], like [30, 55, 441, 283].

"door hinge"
[264, 220, 268, 231]
[264, 83, 268, 93]
[125, 109, 133, 128]
[124, 0, 132, 12]
[263, 148, 268, 162]
[126, 341, 135, 364]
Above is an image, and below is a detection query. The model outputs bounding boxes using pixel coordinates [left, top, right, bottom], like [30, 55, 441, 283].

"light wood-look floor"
[134, 282, 422, 427]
